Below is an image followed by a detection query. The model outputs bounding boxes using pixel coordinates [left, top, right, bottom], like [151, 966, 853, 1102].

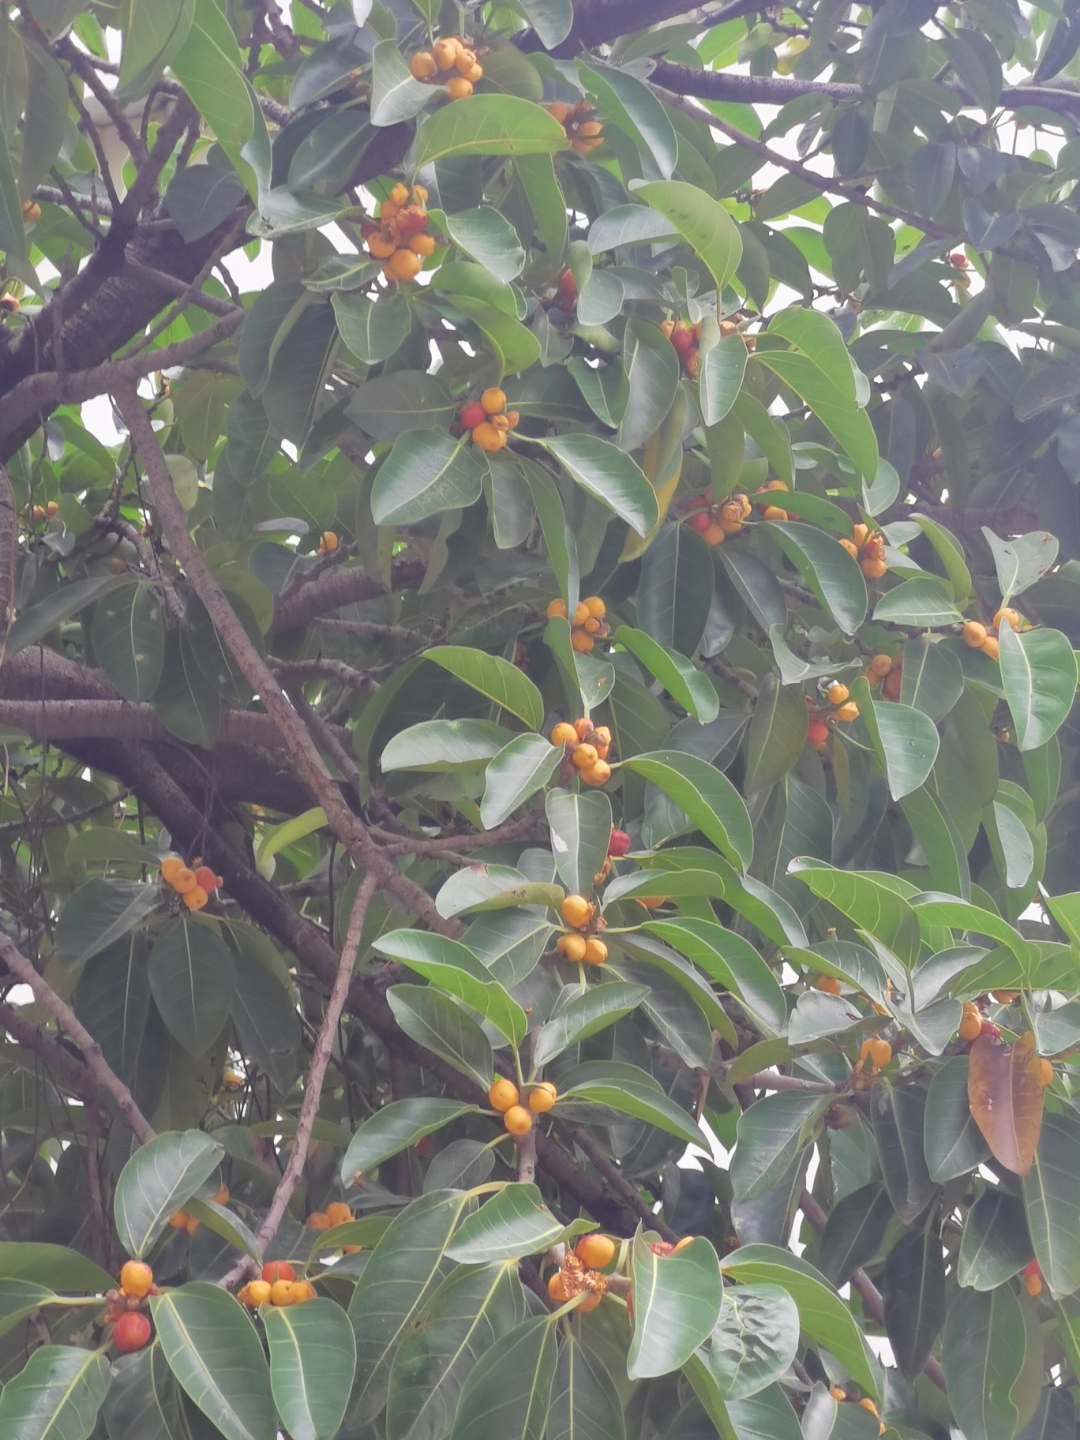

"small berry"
[385, 248, 423, 281]
[262, 1261, 296, 1285]
[839, 537, 859, 558]
[183, 886, 209, 911]
[959, 1007, 982, 1042]
[576, 1234, 616, 1268]
[861, 556, 887, 579]
[481, 388, 507, 415]
[113, 1312, 151, 1352]
[807, 719, 830, 746]
[325, 1202, 353, 1227]
[548, 1271, 570, 1301]
[571, 630, 594, 653]
[184, 1215, 199, 1235]
[869, 654, 893, 677]
[461, 401, 486, 429]
[571, 744, 599, 769]
[762, 505, 788, 522]
[993, 607, 1021, 631]
[169, 1210, 189, 1229]
[882, 668, 903, 701]
[160, 856, 185, 885]
[306, 1212, 332, 1230]
[608, 829, 631, 857]
[471, 421, 506, 452]
[702, 522, 726, 546]
[551, 722, 578, 746]
[503, 1105, 533, 1135]
[488, 1077, 520, 1112]
[834, 702, 859, 723]
[561, 894, 593, 928]
[963, 621, 987, 648]
[194, 866, 223, 892]
[270, 1280, 297, 1306]
[583, 938, 608, 964]
[529, 1082, 557, 1112]
[557, 933, 588, 962]
[410, 51, 437, 79]
[1039, 1058, 1053, 1088]
[240, 1279, 272, 1307]
[119, 1261, 154, 1298]
[446, 76, 473, 99]
[830, 1388, 848, 1402]
[171, 867, 198, 894]
[827, 682, 849, 706]
[580, 761, 611, 786]
[212, 1184, 229, 1205]
[980, 636, 1000, 661]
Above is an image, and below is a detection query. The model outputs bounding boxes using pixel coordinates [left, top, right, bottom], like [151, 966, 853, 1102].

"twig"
[315, 617, 433, 645]
[0, 933, 155, 1143]
[571, 1126, 676, 1241]
[272, 659, 379, 696]
[222, 873, 376, 1286]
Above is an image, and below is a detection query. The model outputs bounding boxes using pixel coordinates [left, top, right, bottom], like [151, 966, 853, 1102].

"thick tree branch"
[0, 698, 330, 752]
[0, 933, 155, 1143]
[273, 557, 429, 631]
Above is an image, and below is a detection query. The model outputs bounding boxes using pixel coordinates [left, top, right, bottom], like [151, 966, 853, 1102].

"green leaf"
[424, 647, 544, 730]
[852, 677, 940, 801]
[341, 1099, 479, 1185]
[532, 981, 650, 1067]
[789, 864, 921, 967]
[20, 40, 67, 199]
[873, 577, 963, 627]
[371, 431, 488, 528]
[445, 206, 526, 282]
[744, 673, 809, 797]
[882, 1227, 946, 1379]
[0, 1243, 113, 1293]
[72, 933, 150, 1084]
[387, 985, 494, 1089]
[767, 520, 867, 635]
[615, 626, 719, 722]
[633, 181, 742, 294]
[559, 1060, 706, 1147]
[263, 1298, 356, 1440]
[447, 1184, 565, 1262]
[540, 434, 658, 537]
[151, 1283, 275, 1440]
[0, 1345, 111, 1440]
[516, 154, 568, 267]
[381, 719, 514, 772]
[818, 1185, 895, 1287]
[152, 627, 222, 747]
[348, 1190, 477, 1422]
[871, 1080, 936, 1223]
[0, 1278, 57, 1339]
[998, 623, 1077, 752]
[924, 1056, 990, 1182]
[375, 929, 527, 1045]
[254, 807, 326, 870]
[1023, 1108, 1080, 1298]
[7, 576, 122, 655]
[981, 528, 1059, 601]
[546, 787, 612, 897]
[731, 1092, 826, 1201]
[616, 317, 681, 452]
[911, 895, 1031, 964]
[148, 917, 236, 1058]
[0, 119, 27, 260]
[622, 751, 753, 869]
[549, 1340, 624, 1440]
[332, 291, 411, 364]
[727, 1384, 802, 1440]
[799, 1386, 881, 1440]
[481, 733, 563, 829]
[346, 372, 454, 442]
[370, 38, 431, 125]
[452, 296, 542, 376]
[628, 1234, 724, 1380]
[913, 514, 972, 600]
[898, 636, 964, 722]
[170, 0, 255, 193]
[577, 60, 678, 180]
[102, 1346, 182, 1440]
[287, 110, 374, 192]
[768, 308, 856, 402]
[636, 516, 714, 656]
[755, 352, 878, 479]
[721, 1246, 881, 1399]
[116, 0, 194, 100]
[114, 1129, 223, 1258]
[941, 1286, 1024, 1440]
[644, 916, 786, 1035]
[699, 335, 748, 427]
[54, 878, 160, 970]
[90, 582, 166, 702]
[700, 1283, 801, 1400]
[958, 1188, 1031, 1291]
[448, 1315, 557, 1440]
[386, 1262, 524, 1440]
[413, 96, 569, 168]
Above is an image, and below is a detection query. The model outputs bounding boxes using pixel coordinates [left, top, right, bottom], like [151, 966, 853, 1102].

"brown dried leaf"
[967, 1031, 1044, 1177]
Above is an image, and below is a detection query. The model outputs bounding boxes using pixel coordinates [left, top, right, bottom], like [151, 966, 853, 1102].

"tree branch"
[0, 933, 155, 1143]
[273, 557, 429, 631]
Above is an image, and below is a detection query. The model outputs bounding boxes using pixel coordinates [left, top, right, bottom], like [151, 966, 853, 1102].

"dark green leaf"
[958, 1188, 1032, 1291]
[628, 1234, 724, 1379]
[447, 1184, 564, 1262]
[263, 1298, 356, 1440]
[0, 1345, 111, 1440]
[882, 1226, 945, 1378]
[998, 623, 1077, 752]
[114, 1129, 223, 1258]
[148, 918, 236, 1058]
[870, 1080, 936, 1224]
[941, 1286, 1024, 1440]
[341, 1099, 479, 1185]
[448, 1316, 557, 1440]
[386, 985, 494, 1089]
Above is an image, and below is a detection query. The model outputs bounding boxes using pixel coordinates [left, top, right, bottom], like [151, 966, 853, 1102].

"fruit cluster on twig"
[460, 388, 520, 453]
[361, 184, 437, 282]
[488, 1077, 556, 1136]
[550, 718, 612, 786]
[838, 522, 887, 579]
[546, 100, 603, 153]
[239, 1261, 318, 1308]
[545, 594, 610, 651]
[161, 856, 223, 912]
[408, 36, 483, 98]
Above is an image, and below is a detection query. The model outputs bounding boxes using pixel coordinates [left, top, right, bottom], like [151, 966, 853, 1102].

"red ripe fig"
[608, 829, 631, 857]
[558, 270, 577, 304]
[670, 323, 694, 354]
[113, 1312, 151, 1352]
[460, 401, 486, 428]
[979, 1020, 1002, 1040]
[688, 512, 711, 533]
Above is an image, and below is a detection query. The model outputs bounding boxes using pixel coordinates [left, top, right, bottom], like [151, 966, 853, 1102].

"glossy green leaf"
[447, 1184, 564, 1262]
[645, 916, 786, 1034]
[72, 933, 150, 1084]
[633, 181, 742, 293]
[853, 677, 940, 801]
[998, 623, 1077, 752]
[0, 1345, 111, 1440]
[263, 1298, 356, 1440]
[341, 1099, 479, 1185]
[559, 1060, 706, 1147]
[721, 1245, 881, 1398]
[387, 985, 494, 1089]
[870, 1080, 936, 1224]
[332, 291, 411, 364]
[346, 372, 455, 442]
[941, 1286, 1024, 1440]
[376, 929, 527, 1045]
[117, 0, 195, 101]
[731, 1091, 826, 1201]
[533, 981, 650, 1067]
[0, 1243, 113, 1293]
[8, 576, 122, 655]
[628, 1234, 724, 1379]
[102, 1346, 182, 1440]
[577, 60, 678, 179]
[549, 1339, 624, 1440]
[899, 636, 964, 722]
[882, 1226, 945, 1378]
[386, 1262, 523, 1440]
[371, 38, 431, 125]
[636, 514, 714, 656]
[788, 863, 921, 967]
[348, 1190, 476, 1422]
[817, 1185, 894, 1287]
[982, 528, 1059, 601]
[699, 335, 748, 427]
[546, 787, 612, 897]
[481, 733, 563, 828]
[151, 1283, 275, 1440]
[170, 0, 255, 191]
[114, 1129, 223, 1258]
[148, 917, 236, 1058]
[615, 626, 719, 722]
[755, 352, 877, 478]
[423, 647, 544, 730]
[448, 1315, 557, 1440]
[699, 1282, 800, 1400]
[958, 1188, 1032, 1290]
[744, 673, 809, 797]
[924, 1055, 990, 1182]
[616, 316, 681, 452]
[622, 751, 753, 869]
[382, 719, 515, 772]
[768, 520, 867, 635]
[413, 96, 569, 168]
[1023, 1108, 1080, 1298]
[872, 578, 963, 627]
[445, 206, 526, 282]
[371, 431, 487, 528]
[540, 434, 657, 537]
